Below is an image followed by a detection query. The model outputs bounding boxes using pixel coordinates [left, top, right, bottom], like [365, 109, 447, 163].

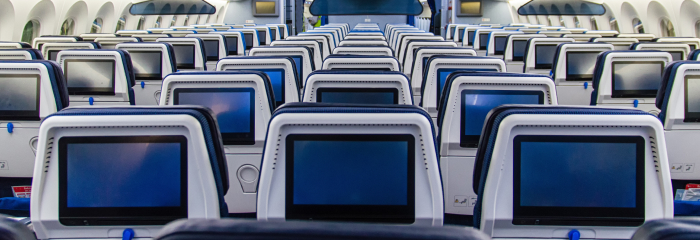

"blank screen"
[245, 33, 254, 48]
[685, 77, 700, 121]
[318, 88, 398, 104]
[100, 44, 116, 50]
[612, 62, 663, 98]
[535, 45, 557, 69]
[49, 50, 60, 61]
[479, 33, 489, 49]
[0, 75, 39, 116]
[670, 51, 683, 61]
[255, 1, 276, 14]
[175, 89, 252, 134]
[259, 30, 267, 45]
[65, 140, 182, 207]
[512, 40, 527, 61]
[614, 44, 631, 51]
[566, 52, 600, 81]
[461, 90, 543, 147]
[459, 29, 465, 41]
[291, 138, 409, 205]
[518, 139, 637, 208]
[494, 37, 507, 55]
[255, 69, 285, 107]
[64, 60, 115, 95]
[467, 31, 476, 45]
[130, 51, 162, 80]
[438, 68, 497, 99]
[173, 45, 195, 69]
[203, 40, 219, 61]
[226, 36, 238, 55]
[270, 29, 277, 41]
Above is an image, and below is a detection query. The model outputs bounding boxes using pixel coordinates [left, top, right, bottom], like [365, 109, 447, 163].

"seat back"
[561, 34, 602, 42]
[159, 71, 275, 214]
[0, 49, 44, 60]
[410, 47, 477, 98]
[249, 46, 314, 86]
[473, 106, 672, 239]
[402, 41, 457, 72]
[617, 33, 656, 42]
[462, 27, 489, 48]
[632, 42, 692, 61]
[584, 30, 619, 37]
[208, 31, 246, 56]
[186, 34, 228, 70]
[156, 37, 207, 71]
[339, 40, 388, 47]
[523, 38, 575, 74]
[79, 33, 118, 42]
[632, 219, 700, 240]
[591, 50, 672, 114]
[162, 30, 196, 38]
[93, 37, 141, 50]
[655, 61, 700, 196]
[0, 42, 32, 49]
[245, 26, 272, 46]
[503, 34, 546, 73]
[257, 103, 443, 226]
[155, 219, 490, 240]
[115, 30, 151, 37]
[302, 70, 413, 105]
[332, 46, 393, 56]
[32, 106, 230, 239]
[344, 35, 386, 41]
[421, 56, 507, 119]
[551, 43, 614, 105]
[298, 32, 337, 49]
[286, 36, 331, 58]
[228, 28, 261, 50]
[265, 25, 281, 41]
[397, 36, 443, 59]
[42, 42, 100, 61]
[391, 32, 429, 50]
[472, 29, 502, 54]
[537, 30, 572, 37]
[322, 55, 400, 71]
[32, 36, 81, 50]
[56, 49, 135, 106]
[216, 56, 301, 106]
[485, 31, 523, 58]
[270, 40, 323, 70]
[655, 37, 700, 51]
[116, 42, 177, 105]
[438, 74, 557, 221]
[591, 37, 639, 50]
[0, 61, 69, 181]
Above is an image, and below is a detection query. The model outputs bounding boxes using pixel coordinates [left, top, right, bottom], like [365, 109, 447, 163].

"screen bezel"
[173, 88, 255, 145]
[511, 40, 527, 61]
[565, 51, 601, 81]
[64, 59, 116, 96]
[0, 74, 41, 121]
[684, 76, 700, 122]
[285, 134, 416, 223]
[131, 51, 163, 81]
[534, 44, 557, 69]
[58, 135, 188, 226]
[611, 61, 665, 98]
[316, 88, 400, 104]
[512, 135, 645, 227]
[173, 44, 196, 70]
[459, 90, 544, 148]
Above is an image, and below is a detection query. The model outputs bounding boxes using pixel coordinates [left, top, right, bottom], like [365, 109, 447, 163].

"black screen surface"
[566, 52, 600, 81]
[317, 88, 399, 104]
[0, 74, 40, 120]
[535, 44, 557, 69]
[611, 61, 664, 98]
[684, 76, 700, 122]
[225, 36, 238, 55]
[173, 45, 195, 69]
[479, 33, 489, 49]
[467, 31, 476, 45]
[203, 40, 219, 61]
[49, 50, 60, 61]
[258, 30, 267, 45]
[494, 37, 507, 55]
[669, 51, 684, 61]
[64, 59, 115, 95]
[512, 40, 527, 61]
[245, 33, 254, 49]
[285, 134, 415, 223]
[513, 135, 645, 226]
[59, 136, 188, 226]
[130, 51, 162, 80]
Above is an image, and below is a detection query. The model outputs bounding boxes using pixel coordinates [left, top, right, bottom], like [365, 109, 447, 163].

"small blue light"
[141, 81, 145, 88]
[568, 229, 580, 240]
[584, 82, 588, 89]
[122, 228, 135, 240]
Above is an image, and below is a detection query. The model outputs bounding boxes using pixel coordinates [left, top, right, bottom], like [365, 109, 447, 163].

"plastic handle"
[568, 229, 580, 240]
[122, 228, 135, 240]
[6, 123, 13, 134]
[633, 99, 639, 108]
[89, 97, 94, 105]
[584, 82, 588, 89]
[141, 81, 145, 88]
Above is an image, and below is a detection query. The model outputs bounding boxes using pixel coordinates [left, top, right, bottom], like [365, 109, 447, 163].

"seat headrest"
[656, 61, 700, 124]
[58, 49, 136, 88]
[632, 219, 700, 240]
[0, 49, 44, 60]
[44, 106, 230, 217]
[0, 215, 36, 240]
[167, 70, 276, 110]
[0, 60, 70, 111]
[155, 219, 490, 240]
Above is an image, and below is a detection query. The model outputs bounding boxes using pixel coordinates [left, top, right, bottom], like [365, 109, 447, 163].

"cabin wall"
[329, 15, 408, 30]
[0, 0, 228, 42]
[222, 0, 285, 25]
